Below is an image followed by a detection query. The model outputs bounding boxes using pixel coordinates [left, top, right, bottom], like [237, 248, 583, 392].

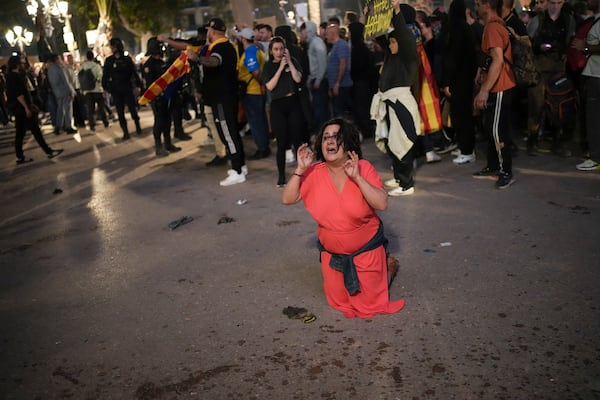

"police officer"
[142, 37, 181, 157]
[165, 43, 192, 142]
[102, 37, 143, 141]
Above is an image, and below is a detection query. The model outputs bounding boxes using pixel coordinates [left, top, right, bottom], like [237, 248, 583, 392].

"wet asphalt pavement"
[1, 108, 599, 399]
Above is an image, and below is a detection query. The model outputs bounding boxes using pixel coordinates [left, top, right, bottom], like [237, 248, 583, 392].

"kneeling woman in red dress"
[282, 118, 405, 318]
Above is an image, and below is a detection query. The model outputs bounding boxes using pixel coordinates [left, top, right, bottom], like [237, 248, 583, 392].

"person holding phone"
[262, 36, 305, 187]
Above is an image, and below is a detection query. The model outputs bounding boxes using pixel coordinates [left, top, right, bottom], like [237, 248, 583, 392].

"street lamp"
[26, 0, 77, 53]
[5, 26, 34, 52]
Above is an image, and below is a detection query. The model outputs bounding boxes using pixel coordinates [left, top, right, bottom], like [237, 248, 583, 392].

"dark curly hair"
[313, 118, 362, 161]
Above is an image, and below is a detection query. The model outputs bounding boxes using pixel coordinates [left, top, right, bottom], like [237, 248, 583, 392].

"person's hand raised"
[296, 143, 313, 173]
[343, 150, 360, 180]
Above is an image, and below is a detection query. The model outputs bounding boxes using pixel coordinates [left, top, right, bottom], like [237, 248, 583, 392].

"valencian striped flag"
[138, 46, 200, 106]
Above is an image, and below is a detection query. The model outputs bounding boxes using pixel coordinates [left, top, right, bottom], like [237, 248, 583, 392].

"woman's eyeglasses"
[322, 133, 339, 142]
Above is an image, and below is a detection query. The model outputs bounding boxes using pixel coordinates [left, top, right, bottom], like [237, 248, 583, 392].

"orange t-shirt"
[481, 16, 516, 93]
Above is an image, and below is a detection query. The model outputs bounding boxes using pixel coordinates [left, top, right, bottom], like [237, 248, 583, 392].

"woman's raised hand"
[343, 150, 360, 180]
[296, 143, 313, 172]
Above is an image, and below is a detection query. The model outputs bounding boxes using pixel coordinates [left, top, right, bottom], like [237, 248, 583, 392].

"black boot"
[165, 137, 181, 153]
[121, 126, 131, 141]
[174, 131, 192, 141]
[155, 144, 168, 157]
[135, 119, 142, 135]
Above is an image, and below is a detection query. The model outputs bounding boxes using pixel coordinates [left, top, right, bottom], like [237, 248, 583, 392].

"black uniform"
[102, 53, 142, 139]
[143, 56, 175, 152]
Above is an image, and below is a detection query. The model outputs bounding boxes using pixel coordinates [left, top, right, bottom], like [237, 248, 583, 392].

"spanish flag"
[417, 43, 442, 136]
[407, 23, 443, 136]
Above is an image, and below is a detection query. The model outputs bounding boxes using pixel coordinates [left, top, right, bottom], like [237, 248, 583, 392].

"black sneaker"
[174, 133, 192, 141]
[48, 149, 64, 159]
[206, 155, 228, 167]
[472, 167, 499, 180]
[16, 157, 34, 164]
[249, 148, 271, 160]
[166, 145, 181, 153]
[496, 172, 515, 189]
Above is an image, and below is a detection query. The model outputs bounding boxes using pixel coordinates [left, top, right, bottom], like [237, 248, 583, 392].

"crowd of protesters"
[2, 0, 599, 188]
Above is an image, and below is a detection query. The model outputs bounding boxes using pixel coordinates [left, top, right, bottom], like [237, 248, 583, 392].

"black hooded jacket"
[378, 10, 419, 93]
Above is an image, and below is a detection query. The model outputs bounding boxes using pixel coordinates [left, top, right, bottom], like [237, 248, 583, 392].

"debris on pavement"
[53, 188, 63, 194]
[168, 216, 194, 230]
[236, 199, 248, 205]
[283, 306, 317, 324]
[217, 215, 235, 224]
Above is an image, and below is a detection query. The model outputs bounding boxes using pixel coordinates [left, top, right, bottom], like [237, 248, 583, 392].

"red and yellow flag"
[138, 45, 201, 106]
[417, 44, 442, 135]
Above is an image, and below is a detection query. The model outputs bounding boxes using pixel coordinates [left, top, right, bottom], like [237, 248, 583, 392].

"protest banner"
[364, 0, 393, 39]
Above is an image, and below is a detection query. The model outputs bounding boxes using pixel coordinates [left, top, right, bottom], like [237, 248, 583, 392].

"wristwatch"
[584, 47, 590, 57]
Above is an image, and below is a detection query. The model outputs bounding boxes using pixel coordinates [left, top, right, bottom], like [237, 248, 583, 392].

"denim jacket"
[318, 220, 387, 295]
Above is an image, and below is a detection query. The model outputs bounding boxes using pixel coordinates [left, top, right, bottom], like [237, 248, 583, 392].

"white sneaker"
[241, 165, 248, 176]
[219, 169, 246, 186]
[384, 178, 400, 188]
[576, 159, 600, 171]
[426, 151, 441, 163]
[453, 153, 476, 165]
[451, 148, 461, 156]
[388, 186, 414, 196]
[285, 149, 295, 164]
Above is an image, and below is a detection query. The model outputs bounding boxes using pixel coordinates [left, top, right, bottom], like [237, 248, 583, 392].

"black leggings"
[270, 94, 304, 182]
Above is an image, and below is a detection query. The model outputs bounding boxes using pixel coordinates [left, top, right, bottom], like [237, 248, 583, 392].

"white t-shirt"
[582, 13, 600, 78]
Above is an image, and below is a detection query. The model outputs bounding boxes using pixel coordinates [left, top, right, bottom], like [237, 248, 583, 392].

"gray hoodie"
[303, 21, 327, 85]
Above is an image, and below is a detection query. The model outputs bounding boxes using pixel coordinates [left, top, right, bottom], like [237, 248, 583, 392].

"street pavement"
[1, 108, 599, 399]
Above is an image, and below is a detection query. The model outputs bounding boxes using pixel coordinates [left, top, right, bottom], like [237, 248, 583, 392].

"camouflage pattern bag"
[507, 34, 540, 88]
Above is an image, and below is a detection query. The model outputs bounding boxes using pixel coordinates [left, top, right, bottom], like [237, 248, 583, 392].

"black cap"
[207, 18, 226, 32]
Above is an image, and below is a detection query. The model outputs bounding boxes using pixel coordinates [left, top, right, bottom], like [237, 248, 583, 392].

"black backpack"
[544, 74, 577, 131]
[78, 68, 96, 91]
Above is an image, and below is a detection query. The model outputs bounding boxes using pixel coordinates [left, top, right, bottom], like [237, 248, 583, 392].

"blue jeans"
[46, 92, 58, 130]
[243, 94, 269, 151]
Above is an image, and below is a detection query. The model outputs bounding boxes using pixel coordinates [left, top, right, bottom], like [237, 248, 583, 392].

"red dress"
[300, 160, 405, 318]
